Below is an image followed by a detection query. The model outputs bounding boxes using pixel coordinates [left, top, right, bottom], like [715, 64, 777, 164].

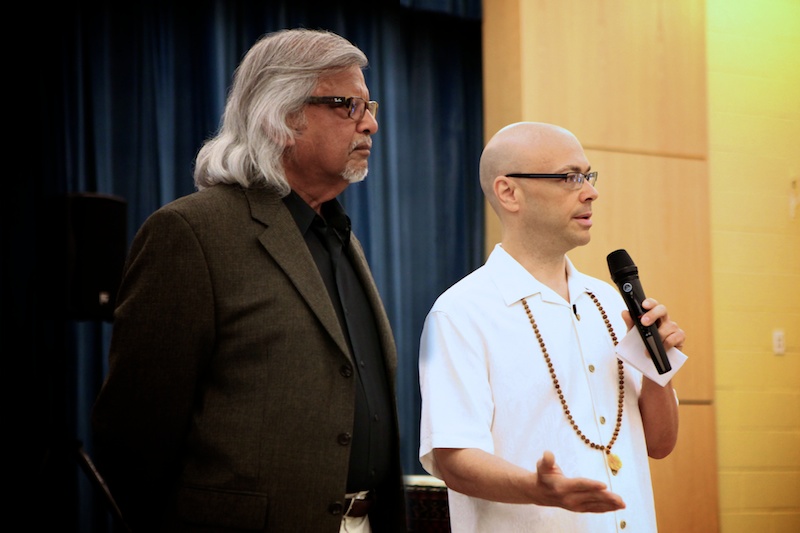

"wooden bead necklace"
[521, 291, 625, 475]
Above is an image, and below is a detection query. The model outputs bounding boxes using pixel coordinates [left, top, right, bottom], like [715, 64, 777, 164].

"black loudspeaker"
[48, 193, 128, 322]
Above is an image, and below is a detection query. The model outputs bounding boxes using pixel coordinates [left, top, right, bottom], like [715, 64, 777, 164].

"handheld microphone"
[607, 249, 671, 374]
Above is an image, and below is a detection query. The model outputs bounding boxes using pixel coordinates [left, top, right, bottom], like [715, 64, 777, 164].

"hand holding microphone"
[607, 249, 672, 374]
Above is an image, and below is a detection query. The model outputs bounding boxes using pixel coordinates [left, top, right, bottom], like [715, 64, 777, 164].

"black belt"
[344, 491, 374, 518]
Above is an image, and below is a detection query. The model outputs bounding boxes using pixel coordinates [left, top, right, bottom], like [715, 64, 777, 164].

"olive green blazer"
[92, 184, 407, 532]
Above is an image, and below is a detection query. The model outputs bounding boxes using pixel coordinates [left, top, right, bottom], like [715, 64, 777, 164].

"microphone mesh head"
[607, 249, 637, 283]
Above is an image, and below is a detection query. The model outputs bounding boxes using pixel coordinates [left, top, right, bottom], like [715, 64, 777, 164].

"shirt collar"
[486, 243, 594, 306]
[283, 190, 351, 245]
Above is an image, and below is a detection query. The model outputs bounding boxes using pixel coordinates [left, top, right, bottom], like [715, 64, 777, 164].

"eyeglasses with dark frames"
[306, 96, 379, 121]
[504, 172, 598, 190]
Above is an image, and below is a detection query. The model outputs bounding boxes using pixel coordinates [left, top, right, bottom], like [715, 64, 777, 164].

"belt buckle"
[344, 490, 373, 518]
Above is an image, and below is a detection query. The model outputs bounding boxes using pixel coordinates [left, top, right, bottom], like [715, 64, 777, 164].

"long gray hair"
[193, 29, 369, 196]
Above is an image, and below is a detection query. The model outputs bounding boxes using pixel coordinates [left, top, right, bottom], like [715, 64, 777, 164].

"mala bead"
[521, 293, 625, 475]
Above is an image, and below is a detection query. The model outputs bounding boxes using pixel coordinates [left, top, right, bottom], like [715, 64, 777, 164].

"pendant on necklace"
[608, 453, 622, 475]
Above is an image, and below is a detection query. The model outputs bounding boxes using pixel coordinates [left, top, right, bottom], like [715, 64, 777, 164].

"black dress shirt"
[283, 191, 394, 493]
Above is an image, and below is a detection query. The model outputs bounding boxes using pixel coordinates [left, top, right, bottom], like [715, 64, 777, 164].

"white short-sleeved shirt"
[419, 244, 658, 533]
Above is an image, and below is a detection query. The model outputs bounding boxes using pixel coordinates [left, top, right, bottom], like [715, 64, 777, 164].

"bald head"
[480, 122, 587, 212]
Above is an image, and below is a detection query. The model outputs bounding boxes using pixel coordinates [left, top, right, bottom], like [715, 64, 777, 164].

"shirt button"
[620, 520, 627, 529]
[600, 416, 606, 424]
[588, 364, 595, 373]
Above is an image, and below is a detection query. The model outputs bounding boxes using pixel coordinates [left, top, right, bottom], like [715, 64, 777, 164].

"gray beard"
[342, 165, 368, 184]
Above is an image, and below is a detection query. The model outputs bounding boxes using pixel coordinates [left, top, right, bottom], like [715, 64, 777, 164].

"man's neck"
[286, 176, 348, 215]
[502, 241, 570, 302]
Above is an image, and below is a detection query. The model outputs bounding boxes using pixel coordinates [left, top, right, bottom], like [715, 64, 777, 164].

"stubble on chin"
[342, 137, 371, 184]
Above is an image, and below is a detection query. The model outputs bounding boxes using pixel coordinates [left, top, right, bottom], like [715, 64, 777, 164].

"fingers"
[554, 477, 626, 513]
[575, 494, 627, 513]
[660, 326, 686, 350]
[538, 450, 556, 471]
[639, 298, 665, 326]
[640, 298, 686, 350]
[534, 450, 626, 513]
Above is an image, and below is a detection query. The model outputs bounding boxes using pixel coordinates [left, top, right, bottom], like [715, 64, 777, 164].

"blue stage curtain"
[399, 0, 482, 19]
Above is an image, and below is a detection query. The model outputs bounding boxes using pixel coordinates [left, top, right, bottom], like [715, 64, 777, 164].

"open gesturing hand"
[534, 451, 626, 513]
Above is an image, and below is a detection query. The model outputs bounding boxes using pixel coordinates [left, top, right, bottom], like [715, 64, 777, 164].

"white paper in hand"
[615, 329, 688, 387]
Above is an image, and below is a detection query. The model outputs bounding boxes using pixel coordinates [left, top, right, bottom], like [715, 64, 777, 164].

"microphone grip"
[618, 277, 672, 374]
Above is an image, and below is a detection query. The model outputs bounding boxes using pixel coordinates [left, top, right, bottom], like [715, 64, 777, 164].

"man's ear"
[494, 176, 521, 213]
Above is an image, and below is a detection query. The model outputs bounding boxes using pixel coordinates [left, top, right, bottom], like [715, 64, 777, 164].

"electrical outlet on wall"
[773, 329, 786, 355]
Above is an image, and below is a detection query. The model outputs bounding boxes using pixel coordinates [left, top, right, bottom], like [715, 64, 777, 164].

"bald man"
[418, 122, 684, 532]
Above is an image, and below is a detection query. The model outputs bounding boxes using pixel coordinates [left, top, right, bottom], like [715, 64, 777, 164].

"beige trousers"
[340, 515, 371, 533]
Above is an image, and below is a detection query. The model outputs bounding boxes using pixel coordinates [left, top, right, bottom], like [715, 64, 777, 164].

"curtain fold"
[27, 1, 483, 529]
[398, 0, 482, 19]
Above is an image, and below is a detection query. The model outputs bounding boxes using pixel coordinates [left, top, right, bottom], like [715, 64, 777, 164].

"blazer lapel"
[245, 188, 351, 359]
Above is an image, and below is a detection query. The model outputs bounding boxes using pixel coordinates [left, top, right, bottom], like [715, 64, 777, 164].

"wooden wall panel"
[517, 0, 707, 159]
[649, 404, 720, 533]
[482, 0, 522, 137]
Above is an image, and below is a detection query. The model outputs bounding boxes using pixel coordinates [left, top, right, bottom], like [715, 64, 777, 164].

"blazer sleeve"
[92, 206, 215, 525]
